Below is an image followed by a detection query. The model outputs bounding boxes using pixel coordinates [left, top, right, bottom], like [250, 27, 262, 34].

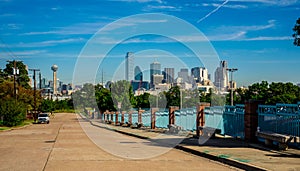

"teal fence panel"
[142, 110, 151, 127]
[258, 103, 300, 138]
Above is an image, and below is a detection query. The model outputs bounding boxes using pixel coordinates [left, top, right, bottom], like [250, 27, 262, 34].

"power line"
[0, 38, 18, 60]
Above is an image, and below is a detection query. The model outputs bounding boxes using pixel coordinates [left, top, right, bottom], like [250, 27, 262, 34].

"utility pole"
[39, 72, 42, 89]
[7, 60, 20, 101]
[29, 68, 40, 122]
[226, 68, 238, 106]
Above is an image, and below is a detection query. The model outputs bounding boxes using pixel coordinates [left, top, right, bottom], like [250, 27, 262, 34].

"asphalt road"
[0, 113, 238, 171]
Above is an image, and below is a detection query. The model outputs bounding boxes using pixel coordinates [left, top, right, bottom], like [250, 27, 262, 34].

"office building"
[191, 67, 208, 84]
[134, 66, 143, 81]
[214, 60, 229, 91]
[150, 61, 161, 87]
[153, 74, 164, 86]
[163, 68, 174, 84]
[125, 52, 134, 81]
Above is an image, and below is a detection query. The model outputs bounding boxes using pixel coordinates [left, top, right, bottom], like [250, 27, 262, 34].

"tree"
[231, 81, 300, 105]
[133, 93, 150, 109]
[165, 86, 180, 108]
[95, 84, 115, 113]
[72, 83, 97, 111]
[293, 17, 300, 46]
[0, 99, 27, 126]
[3, 61, 30, 89]
[110, 80, 133, 111]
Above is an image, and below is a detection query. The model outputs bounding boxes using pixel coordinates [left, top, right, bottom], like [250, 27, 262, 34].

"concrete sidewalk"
[89, 118, 300, 171]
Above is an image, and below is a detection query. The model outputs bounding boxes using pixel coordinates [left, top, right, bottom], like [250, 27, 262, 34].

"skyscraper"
[163, 68, 174, 84]
[178, 68, 189, 83]
[134, 66, 143, 81]
[214, 61, 228, 91]
[191, 67, 208, 83]
[125, 52, 134, 81]
[150, 61, 161, 87]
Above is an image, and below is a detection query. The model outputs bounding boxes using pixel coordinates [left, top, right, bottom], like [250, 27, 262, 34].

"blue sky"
[0, 0, 299, 86]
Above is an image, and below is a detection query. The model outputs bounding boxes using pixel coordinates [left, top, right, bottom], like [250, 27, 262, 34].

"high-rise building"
[125, 52, 134, 81]
[191, 67, 208, 84]
[153, 74, 164, 86]
[178, 68, 189, 82]
[134, 66, 143, 81]
[41, 78, 48, 88]
[150, 61, 161, 87]
[214, 61, 228, 91]
[163, 68, 174, 84]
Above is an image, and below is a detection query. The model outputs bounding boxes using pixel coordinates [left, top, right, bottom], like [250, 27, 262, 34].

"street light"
[226, 68, 238, 106]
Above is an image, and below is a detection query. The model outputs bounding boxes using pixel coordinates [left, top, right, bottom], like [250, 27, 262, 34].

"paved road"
[0, 113, 238, 171]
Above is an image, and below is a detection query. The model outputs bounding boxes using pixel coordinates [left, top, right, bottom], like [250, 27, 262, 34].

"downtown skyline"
[0, 0, 299, 87]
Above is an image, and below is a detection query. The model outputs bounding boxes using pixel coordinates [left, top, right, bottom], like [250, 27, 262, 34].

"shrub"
[0, 100, 27, 127]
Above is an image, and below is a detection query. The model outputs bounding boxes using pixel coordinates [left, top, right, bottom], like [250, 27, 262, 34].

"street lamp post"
[226, 68, 238, 106]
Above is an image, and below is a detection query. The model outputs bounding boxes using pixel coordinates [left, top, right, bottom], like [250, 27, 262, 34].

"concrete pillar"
[115, 111, 119, 125]
[138, 108, 143, 124]
[105, 110, 109, 122]
[169, 106, 179, 126]
[121, 111, 125, 124]
[151, 108, 159, 129]
[244, 100, 261, 142]
[128, 111, 132, 125]
[110, 112, 113, 123]
[196, 103, 210, 136]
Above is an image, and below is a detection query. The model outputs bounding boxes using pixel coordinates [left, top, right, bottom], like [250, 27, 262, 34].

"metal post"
[226, 68, 238, 106]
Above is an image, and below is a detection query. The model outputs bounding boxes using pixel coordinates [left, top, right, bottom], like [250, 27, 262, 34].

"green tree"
[3, 61, 30, 89]
[293, 17, 300, 46]
[148, 92, 167, 108]
[133, 93, 150, 109]
[95, 84, 115, 113]
[110, 80, 133, 111]
[39, 99, 54, 112]
[72, 83, 97, 111]
[232, 81, 300, 105]
[165, 86, 180, 108]
[0, 99, 26, 126]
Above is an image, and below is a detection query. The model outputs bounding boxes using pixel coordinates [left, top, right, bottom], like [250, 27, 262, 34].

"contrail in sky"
[197, 0, 229, 23]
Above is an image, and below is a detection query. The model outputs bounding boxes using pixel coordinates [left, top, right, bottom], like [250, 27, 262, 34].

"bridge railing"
[258, 103, 300, 137]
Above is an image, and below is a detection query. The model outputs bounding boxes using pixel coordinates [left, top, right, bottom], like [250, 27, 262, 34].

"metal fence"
[258, 103, 300, 138]
[204, 105, 245, 139]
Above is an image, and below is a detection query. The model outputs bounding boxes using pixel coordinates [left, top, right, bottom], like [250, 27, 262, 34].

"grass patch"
[218, 154, 231, 159]
[233, 158, 250, 163]
[203, 150, 210, 154]
[0, 119, 33, 131]
[54, 109, 75, 113]
[0, 127, 10, 131]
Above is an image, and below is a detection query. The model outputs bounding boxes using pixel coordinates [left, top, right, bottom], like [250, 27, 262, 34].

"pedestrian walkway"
[87, 116, 300, 171]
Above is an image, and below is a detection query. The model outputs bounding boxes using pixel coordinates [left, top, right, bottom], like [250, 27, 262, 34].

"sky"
[0, 0, 299, 87]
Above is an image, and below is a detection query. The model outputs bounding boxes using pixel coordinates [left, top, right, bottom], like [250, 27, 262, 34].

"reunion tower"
[51, 64, 58, 95]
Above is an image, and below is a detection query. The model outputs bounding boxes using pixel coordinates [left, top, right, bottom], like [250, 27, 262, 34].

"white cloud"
[221, 0, 299, 6]
[243, 36, 292, 41]
[0, 50, 47, 57]
[217, 20, 276, 32]
[144, 5, 182, 11]
[16, 38, 86, 47]
[202, 3, 247, 9]
[22, 18, 167, 36]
